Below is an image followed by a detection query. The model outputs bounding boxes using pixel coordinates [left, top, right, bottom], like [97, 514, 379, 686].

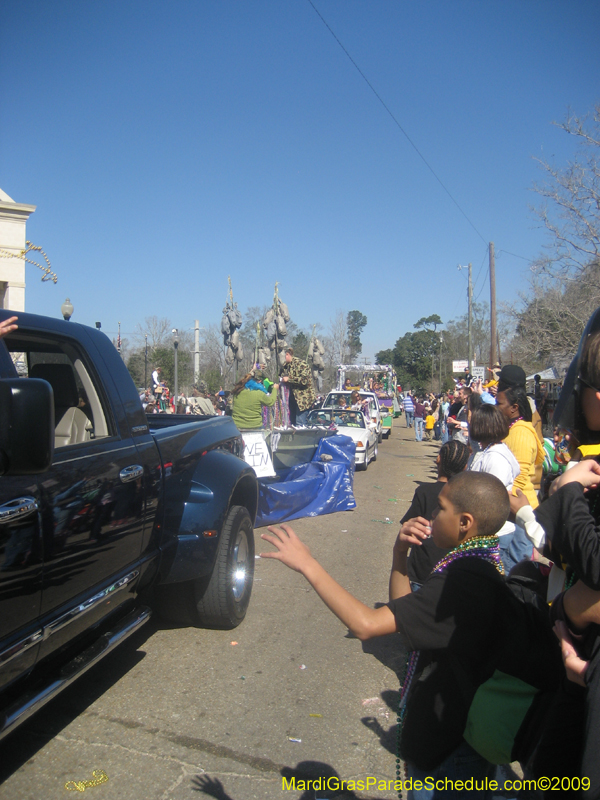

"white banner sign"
[452, 360, 477, 373]
[241, 432, 276, 477]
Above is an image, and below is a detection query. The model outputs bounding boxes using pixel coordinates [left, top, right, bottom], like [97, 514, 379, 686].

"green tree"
[151, 345, 193, 393]
[414, 314, 443, 332]
[291, 330, 310, 358]
[346, 310, 367, 361]
[126, 351, 147, 388]
[375, 348, 394, 366]
[377, 328, 439, 390]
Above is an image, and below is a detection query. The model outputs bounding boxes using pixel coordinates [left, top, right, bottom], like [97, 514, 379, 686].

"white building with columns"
[0, 188, 36, 311]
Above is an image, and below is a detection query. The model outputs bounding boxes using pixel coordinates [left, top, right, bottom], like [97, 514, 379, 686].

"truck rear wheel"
[193, 505, 255, 629]
[156, 505, 254, 629]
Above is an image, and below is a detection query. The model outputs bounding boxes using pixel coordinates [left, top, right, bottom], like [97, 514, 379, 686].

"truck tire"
[156, 506, 254, 629]
[194, 505, 255, 629]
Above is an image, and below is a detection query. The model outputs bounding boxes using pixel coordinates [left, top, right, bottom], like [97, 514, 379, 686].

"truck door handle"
[0, 497, 39, 523]
[119, 465, 143, 483]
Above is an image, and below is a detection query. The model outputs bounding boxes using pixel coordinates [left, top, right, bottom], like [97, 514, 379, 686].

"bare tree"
[133, 316, 173, 349]
[505, 105, 600, 370]
[327, 310, 348, 365]
[199, 324, 226, 374]
[507, 263, 600, 371]
[531, 104, 600, 283]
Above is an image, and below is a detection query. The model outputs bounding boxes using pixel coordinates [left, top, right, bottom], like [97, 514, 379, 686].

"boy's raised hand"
[260, 524, 314, 573]
[397, 517, 431, 550]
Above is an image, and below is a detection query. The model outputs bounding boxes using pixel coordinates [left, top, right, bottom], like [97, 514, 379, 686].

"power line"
[449, 266, 469, 321]
[307, 0, 488, 245]
[474, 280, 488, 303]
[497, 249, 531, 262]
[472, 245, 490, 300]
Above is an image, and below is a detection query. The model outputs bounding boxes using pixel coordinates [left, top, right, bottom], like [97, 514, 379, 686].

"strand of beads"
[396, 649, 419, 798]
[432, 534, 504, 576]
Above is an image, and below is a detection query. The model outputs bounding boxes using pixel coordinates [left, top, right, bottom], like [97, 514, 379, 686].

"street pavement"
[0, 421, 441, 800]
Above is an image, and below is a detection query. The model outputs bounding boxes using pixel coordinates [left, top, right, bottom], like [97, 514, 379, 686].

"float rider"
[280, 347, 316, 426]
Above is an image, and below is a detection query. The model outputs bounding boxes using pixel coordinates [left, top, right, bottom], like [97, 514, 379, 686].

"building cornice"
[0, 201, 37, 221]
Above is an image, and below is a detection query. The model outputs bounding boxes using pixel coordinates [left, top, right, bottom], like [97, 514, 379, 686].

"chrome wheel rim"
[231, 529, 249, 601]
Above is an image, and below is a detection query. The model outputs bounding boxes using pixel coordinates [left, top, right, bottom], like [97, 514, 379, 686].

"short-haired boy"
[261, 472, 560, 799]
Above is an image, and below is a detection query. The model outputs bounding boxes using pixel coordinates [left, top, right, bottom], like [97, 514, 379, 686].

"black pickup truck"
[0, 310, 258, 740]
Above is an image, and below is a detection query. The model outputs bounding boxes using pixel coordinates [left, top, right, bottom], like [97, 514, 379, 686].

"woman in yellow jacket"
[496, 385, 545, 508]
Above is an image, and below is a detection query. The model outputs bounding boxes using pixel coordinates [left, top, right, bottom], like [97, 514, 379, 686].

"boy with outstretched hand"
[261, 472, 561, 799]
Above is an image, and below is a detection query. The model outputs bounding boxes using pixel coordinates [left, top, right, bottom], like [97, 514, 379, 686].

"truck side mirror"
[0, 378, 54, 476]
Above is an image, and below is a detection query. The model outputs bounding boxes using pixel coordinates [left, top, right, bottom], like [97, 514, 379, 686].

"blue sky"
[1, 1, 599, 360]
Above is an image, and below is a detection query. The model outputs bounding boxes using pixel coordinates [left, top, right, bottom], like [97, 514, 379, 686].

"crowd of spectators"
[388, 326, 600, 797]
[139, 368, 229, 416]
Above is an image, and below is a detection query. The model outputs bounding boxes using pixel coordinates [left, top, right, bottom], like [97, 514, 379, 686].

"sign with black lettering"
[241, 432, 276, 477]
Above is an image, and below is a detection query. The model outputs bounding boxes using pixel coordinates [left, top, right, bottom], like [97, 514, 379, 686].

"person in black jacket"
[516, 318, 600, 798]
[260, 472, 561, 797]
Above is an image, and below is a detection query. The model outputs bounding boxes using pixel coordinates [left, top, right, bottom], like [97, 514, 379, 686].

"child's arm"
[260, 524, 397, 640]
[511, 490, 546, 548]
[554, 620, 588, 687]
[563, 580, 600, 630]
[535, 460, 600, 588]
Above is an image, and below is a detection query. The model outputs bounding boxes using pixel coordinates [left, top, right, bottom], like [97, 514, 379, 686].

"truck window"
[4, 335, 112, 448]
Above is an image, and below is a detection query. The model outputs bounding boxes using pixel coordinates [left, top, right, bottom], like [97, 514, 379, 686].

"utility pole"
[144, 334, 148, 388]
[439, 333, 443, 392]
[173, 329, 179, 403]
[459, 263, 473, 374]
[467, 263, 473, 374]
[489, 242, 497, 367]
[431, 350, 434, 390]
[194, 320, 200, 385]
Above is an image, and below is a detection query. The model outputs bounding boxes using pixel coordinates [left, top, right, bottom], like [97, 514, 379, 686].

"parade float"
[335, 363, 400, 438]
[236, 284, 357, 526]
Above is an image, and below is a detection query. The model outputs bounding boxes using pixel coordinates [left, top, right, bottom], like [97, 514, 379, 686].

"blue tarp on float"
[254, 434, 356, 527]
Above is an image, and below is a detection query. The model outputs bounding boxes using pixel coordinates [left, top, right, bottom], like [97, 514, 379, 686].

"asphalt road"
[0, 422, 440, 800]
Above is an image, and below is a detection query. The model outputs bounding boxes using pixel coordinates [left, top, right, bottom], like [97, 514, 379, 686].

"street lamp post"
[144, 334, 148, 389]
[61, 298, 74, 321]
[439, 333, 444, 392]
[173, 329, 179, 405]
